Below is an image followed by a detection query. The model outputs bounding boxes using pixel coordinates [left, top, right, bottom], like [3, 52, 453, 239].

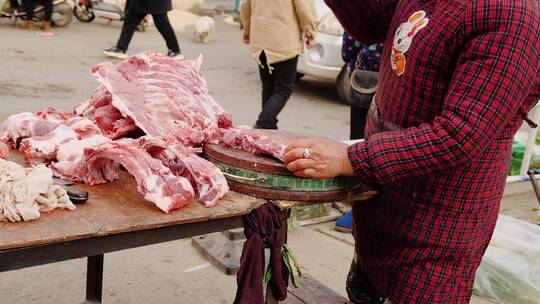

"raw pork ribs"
[77, 52, 232, 145]
[138, 136, 228, 207]
[68, 140, 196, 212]
[0, 53, 234, 213]
[221, 127, 304, 161]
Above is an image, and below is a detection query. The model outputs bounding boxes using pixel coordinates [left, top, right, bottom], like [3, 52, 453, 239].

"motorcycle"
[73, 0, 147, 32]
[0, 0, 73, 28]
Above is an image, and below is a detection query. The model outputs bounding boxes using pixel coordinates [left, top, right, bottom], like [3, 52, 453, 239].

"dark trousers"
[255, 52, 299, 130]
[350, 105, 369, 140]
[23, 0, 52, 21]
[346, 256, 388, 303]
[117, 13, 180, 52]
[9, 0, 19, 9]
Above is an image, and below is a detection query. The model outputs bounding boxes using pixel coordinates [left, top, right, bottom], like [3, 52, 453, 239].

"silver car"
[296, 0, 351, 103]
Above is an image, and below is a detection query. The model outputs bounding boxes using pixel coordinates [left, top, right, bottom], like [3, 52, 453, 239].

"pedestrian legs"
[258, 52, 274, 109]
[42, 0, 52, 21]
[116, 13, 145, 51]
[22, 0, 34, 20]
[255, 53, 298, 129]
[152, 13, 180, 53]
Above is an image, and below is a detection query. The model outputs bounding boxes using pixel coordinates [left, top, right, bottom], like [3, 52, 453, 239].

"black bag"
[350, 70, 378, 109]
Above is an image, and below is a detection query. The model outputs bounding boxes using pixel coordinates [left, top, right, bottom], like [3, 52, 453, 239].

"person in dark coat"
[19, 0, 52, 31]
[103, 0, 182, 60]
[8, 0, 20, 11]
[128, 0, 172, 14]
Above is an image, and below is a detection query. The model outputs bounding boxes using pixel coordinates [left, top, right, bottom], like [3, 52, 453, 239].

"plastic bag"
[473, 215, 540, 303]
[509, 140, 540, 176]
[509, 141, 526, 176]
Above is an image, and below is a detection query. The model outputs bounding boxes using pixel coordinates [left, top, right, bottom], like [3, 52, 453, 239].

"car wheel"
[336, 63, 352, 105]
[295, 72, 305, 81]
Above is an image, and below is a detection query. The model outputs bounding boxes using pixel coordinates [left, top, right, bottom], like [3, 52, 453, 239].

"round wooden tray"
[203, 143, 364, 202]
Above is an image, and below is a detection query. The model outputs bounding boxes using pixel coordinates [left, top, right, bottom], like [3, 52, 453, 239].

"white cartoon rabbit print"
[391, 10, 430, 76]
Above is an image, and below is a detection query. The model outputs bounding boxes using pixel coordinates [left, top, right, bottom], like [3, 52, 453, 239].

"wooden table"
[0, 152, 376, 304]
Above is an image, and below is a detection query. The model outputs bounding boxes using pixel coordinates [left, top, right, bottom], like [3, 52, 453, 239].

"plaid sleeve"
[325, 0, 398, 44]
[348, 0, 540, 185]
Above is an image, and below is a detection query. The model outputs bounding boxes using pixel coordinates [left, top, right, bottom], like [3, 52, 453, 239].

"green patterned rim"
[207, 157, 361, 193]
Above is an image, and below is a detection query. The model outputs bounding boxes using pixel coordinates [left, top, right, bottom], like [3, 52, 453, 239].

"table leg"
[85, 254, 104, 304]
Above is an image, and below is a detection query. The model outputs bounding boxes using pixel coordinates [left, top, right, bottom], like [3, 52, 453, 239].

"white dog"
[194, 16, 215, 43]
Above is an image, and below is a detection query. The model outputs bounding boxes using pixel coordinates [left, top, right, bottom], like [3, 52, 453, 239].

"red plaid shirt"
[326, 0, 540, 302]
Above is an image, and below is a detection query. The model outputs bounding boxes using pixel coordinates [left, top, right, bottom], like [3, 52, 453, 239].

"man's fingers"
[284, 139, 316, 154]
[287, 159, 316, 172]
[306, 38, 315, 49]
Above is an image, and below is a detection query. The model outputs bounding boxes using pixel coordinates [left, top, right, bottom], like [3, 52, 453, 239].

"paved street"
[0, 11, 535, 304]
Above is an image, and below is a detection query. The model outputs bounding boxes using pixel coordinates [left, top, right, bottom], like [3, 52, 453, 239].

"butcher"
[284, 0, 540, 303]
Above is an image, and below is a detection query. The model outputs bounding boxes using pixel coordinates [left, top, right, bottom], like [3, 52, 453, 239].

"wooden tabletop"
[0, 150, 377, 252]
[0, 151, 263, 251]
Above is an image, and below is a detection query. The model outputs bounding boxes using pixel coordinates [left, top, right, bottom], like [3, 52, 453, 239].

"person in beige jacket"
[241, 0, 318, 129]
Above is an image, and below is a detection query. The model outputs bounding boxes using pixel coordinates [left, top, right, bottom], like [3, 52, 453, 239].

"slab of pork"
[50, 135, 111, 181]
[75, 87, 138, 139]
[52, 139, 195, 212]
[19, 125, 78, 165]
[90, 52, 233, 146]
[36, 107, 75, 122]
[36, 107, 104, 139]
[0, 113, 59, 148]
[221, 127, 298, 161]
[138, 136, 229, 207]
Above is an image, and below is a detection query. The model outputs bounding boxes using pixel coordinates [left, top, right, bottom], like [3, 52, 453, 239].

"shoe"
[20, 20, 34, 30]
[253, 124, 278, 130]
[253, 122, 278, 130]
[335, 211, 353, 233]
[41, 21, 51, 31]
[167, 51, 184, 60]
[103, 47, 128, 59]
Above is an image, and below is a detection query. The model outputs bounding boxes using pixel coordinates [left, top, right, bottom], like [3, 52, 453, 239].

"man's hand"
[305, 34, 315, 49]
[243, 33, 250, 44]
[283, 138, 355, 178]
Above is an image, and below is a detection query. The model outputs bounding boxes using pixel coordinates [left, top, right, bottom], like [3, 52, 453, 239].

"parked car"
[296, 0, 351, 104]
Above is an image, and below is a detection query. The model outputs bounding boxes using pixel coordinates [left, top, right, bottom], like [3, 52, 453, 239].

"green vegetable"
[261, 244, 303, 289]
[282, 244, 303, 288]
[263, 263, 272, 284]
